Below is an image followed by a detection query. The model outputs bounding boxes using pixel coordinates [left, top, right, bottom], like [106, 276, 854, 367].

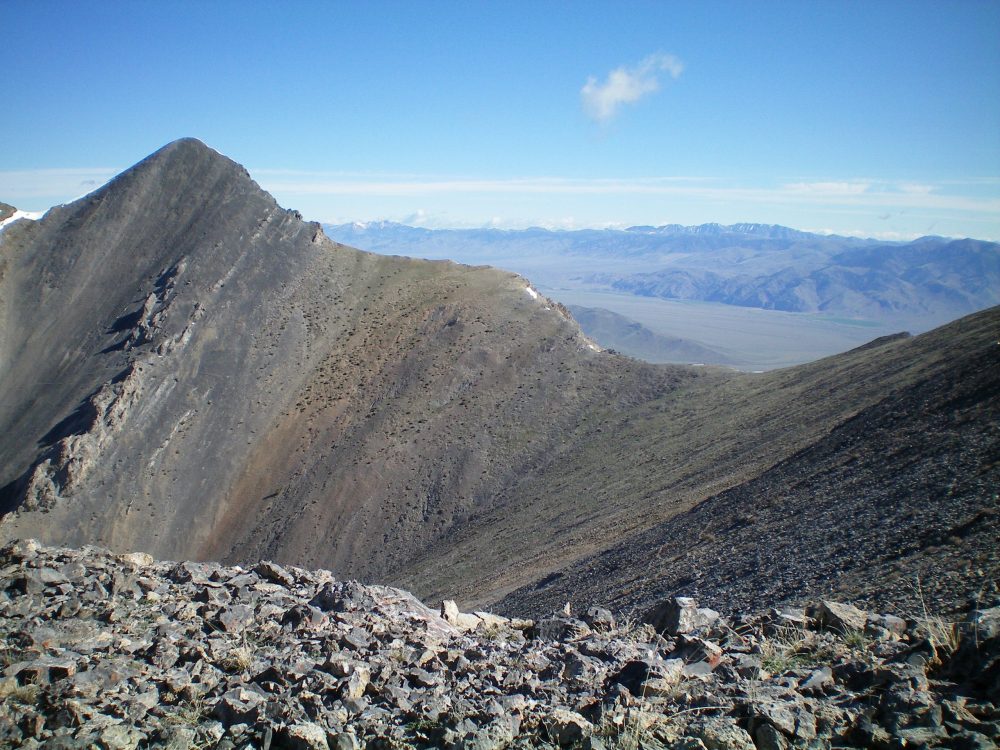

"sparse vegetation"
[219, 643, 254, 673]
[0, 680, 40, 706]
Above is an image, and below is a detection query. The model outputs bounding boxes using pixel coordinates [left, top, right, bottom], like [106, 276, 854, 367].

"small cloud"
[80, 179, 97, 187]
[400, 209, 429, 226]
[581, 53, 683, 123]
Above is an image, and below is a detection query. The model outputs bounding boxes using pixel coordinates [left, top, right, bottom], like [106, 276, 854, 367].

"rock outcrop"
[2, 542, 998, 749]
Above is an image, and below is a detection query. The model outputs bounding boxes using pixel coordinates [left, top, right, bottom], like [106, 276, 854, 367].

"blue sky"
[3, 0, 999, 239]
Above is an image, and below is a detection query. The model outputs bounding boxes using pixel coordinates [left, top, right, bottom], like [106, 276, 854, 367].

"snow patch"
[525, 286, 540, 300]
[0, 209, 43, 231]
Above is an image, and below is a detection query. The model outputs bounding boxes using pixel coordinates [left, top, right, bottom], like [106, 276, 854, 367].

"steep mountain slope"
[394, 307, 1000, 613]
[496, 308, 1000, 618]
[0, 138, 680, 584]
[1, 139, 996, 620]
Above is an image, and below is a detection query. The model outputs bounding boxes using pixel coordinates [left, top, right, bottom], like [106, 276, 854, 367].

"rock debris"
[2, 540, 997, 749]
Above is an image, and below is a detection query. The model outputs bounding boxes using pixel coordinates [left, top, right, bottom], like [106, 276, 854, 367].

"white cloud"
[400, 209, 430, 225]
[581, 53, 683, 123]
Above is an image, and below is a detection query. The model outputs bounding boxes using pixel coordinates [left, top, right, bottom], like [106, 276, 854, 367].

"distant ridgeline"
[325, 220, 1000, 326]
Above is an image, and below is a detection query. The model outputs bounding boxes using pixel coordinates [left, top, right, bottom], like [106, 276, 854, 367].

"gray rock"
[643, 596, 720, 635]
[3, 541, 999, 750]
[545, 709, 592, 746]
[970, 606, 1000, 638]
[808, 600, 868, 633]
[343, 627, 372, 650]
[329, 733, 362, 750]
[693, 717, 755, 750]
[582, 607, 616, 632]
[213, 687, 266, 726]
[99, 724, 145, 750]
[754, 723, 789, 750]
[255, 560, 296, 587]
[280, 723, 330, 750]
[341, 665, 371, 700]
[529, 617, 590, 641]
[217, 604, 254, 632]
[37, 567, 69, 586]
[800, 666, 834, 694]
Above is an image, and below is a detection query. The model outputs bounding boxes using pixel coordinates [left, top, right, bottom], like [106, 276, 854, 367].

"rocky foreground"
[1, 542, 997, 749]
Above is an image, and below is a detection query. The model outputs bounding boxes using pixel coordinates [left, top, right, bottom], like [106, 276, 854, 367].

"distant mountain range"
[325, 221, 1000, 331]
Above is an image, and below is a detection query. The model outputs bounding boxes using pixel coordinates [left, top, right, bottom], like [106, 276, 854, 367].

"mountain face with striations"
[1, 139, 997, 621]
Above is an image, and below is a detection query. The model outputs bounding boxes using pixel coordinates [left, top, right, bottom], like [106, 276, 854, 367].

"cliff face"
[1, 139, 997, 618]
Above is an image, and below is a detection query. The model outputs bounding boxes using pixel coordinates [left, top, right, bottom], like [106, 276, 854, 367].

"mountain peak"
[79, 138, 275, 226]
[129, 137, 244, 179]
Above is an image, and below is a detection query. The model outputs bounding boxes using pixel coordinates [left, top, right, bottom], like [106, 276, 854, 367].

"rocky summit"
[2, 541, 999, 749]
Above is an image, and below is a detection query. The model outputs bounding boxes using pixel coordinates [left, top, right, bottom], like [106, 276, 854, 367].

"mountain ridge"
[339, 218, 966, 244]
[1, 139, 996, 621]
[1, 138, 668, 589]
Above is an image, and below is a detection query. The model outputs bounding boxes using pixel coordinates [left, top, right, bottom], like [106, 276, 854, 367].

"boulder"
[582, 607, 616, 632]
[280, 723, 330, 750]
[692, 716, 756, 750]
[643, 597, 720, 635]
[118, 551, 154, 568]
[441, 600, 489, 631]
[254, 560, 296, 587]
[807, 600, 868, 633]
[216, 604, 254, 633]
[528, 617, 590, 641]
[545, 709, 593, 746]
